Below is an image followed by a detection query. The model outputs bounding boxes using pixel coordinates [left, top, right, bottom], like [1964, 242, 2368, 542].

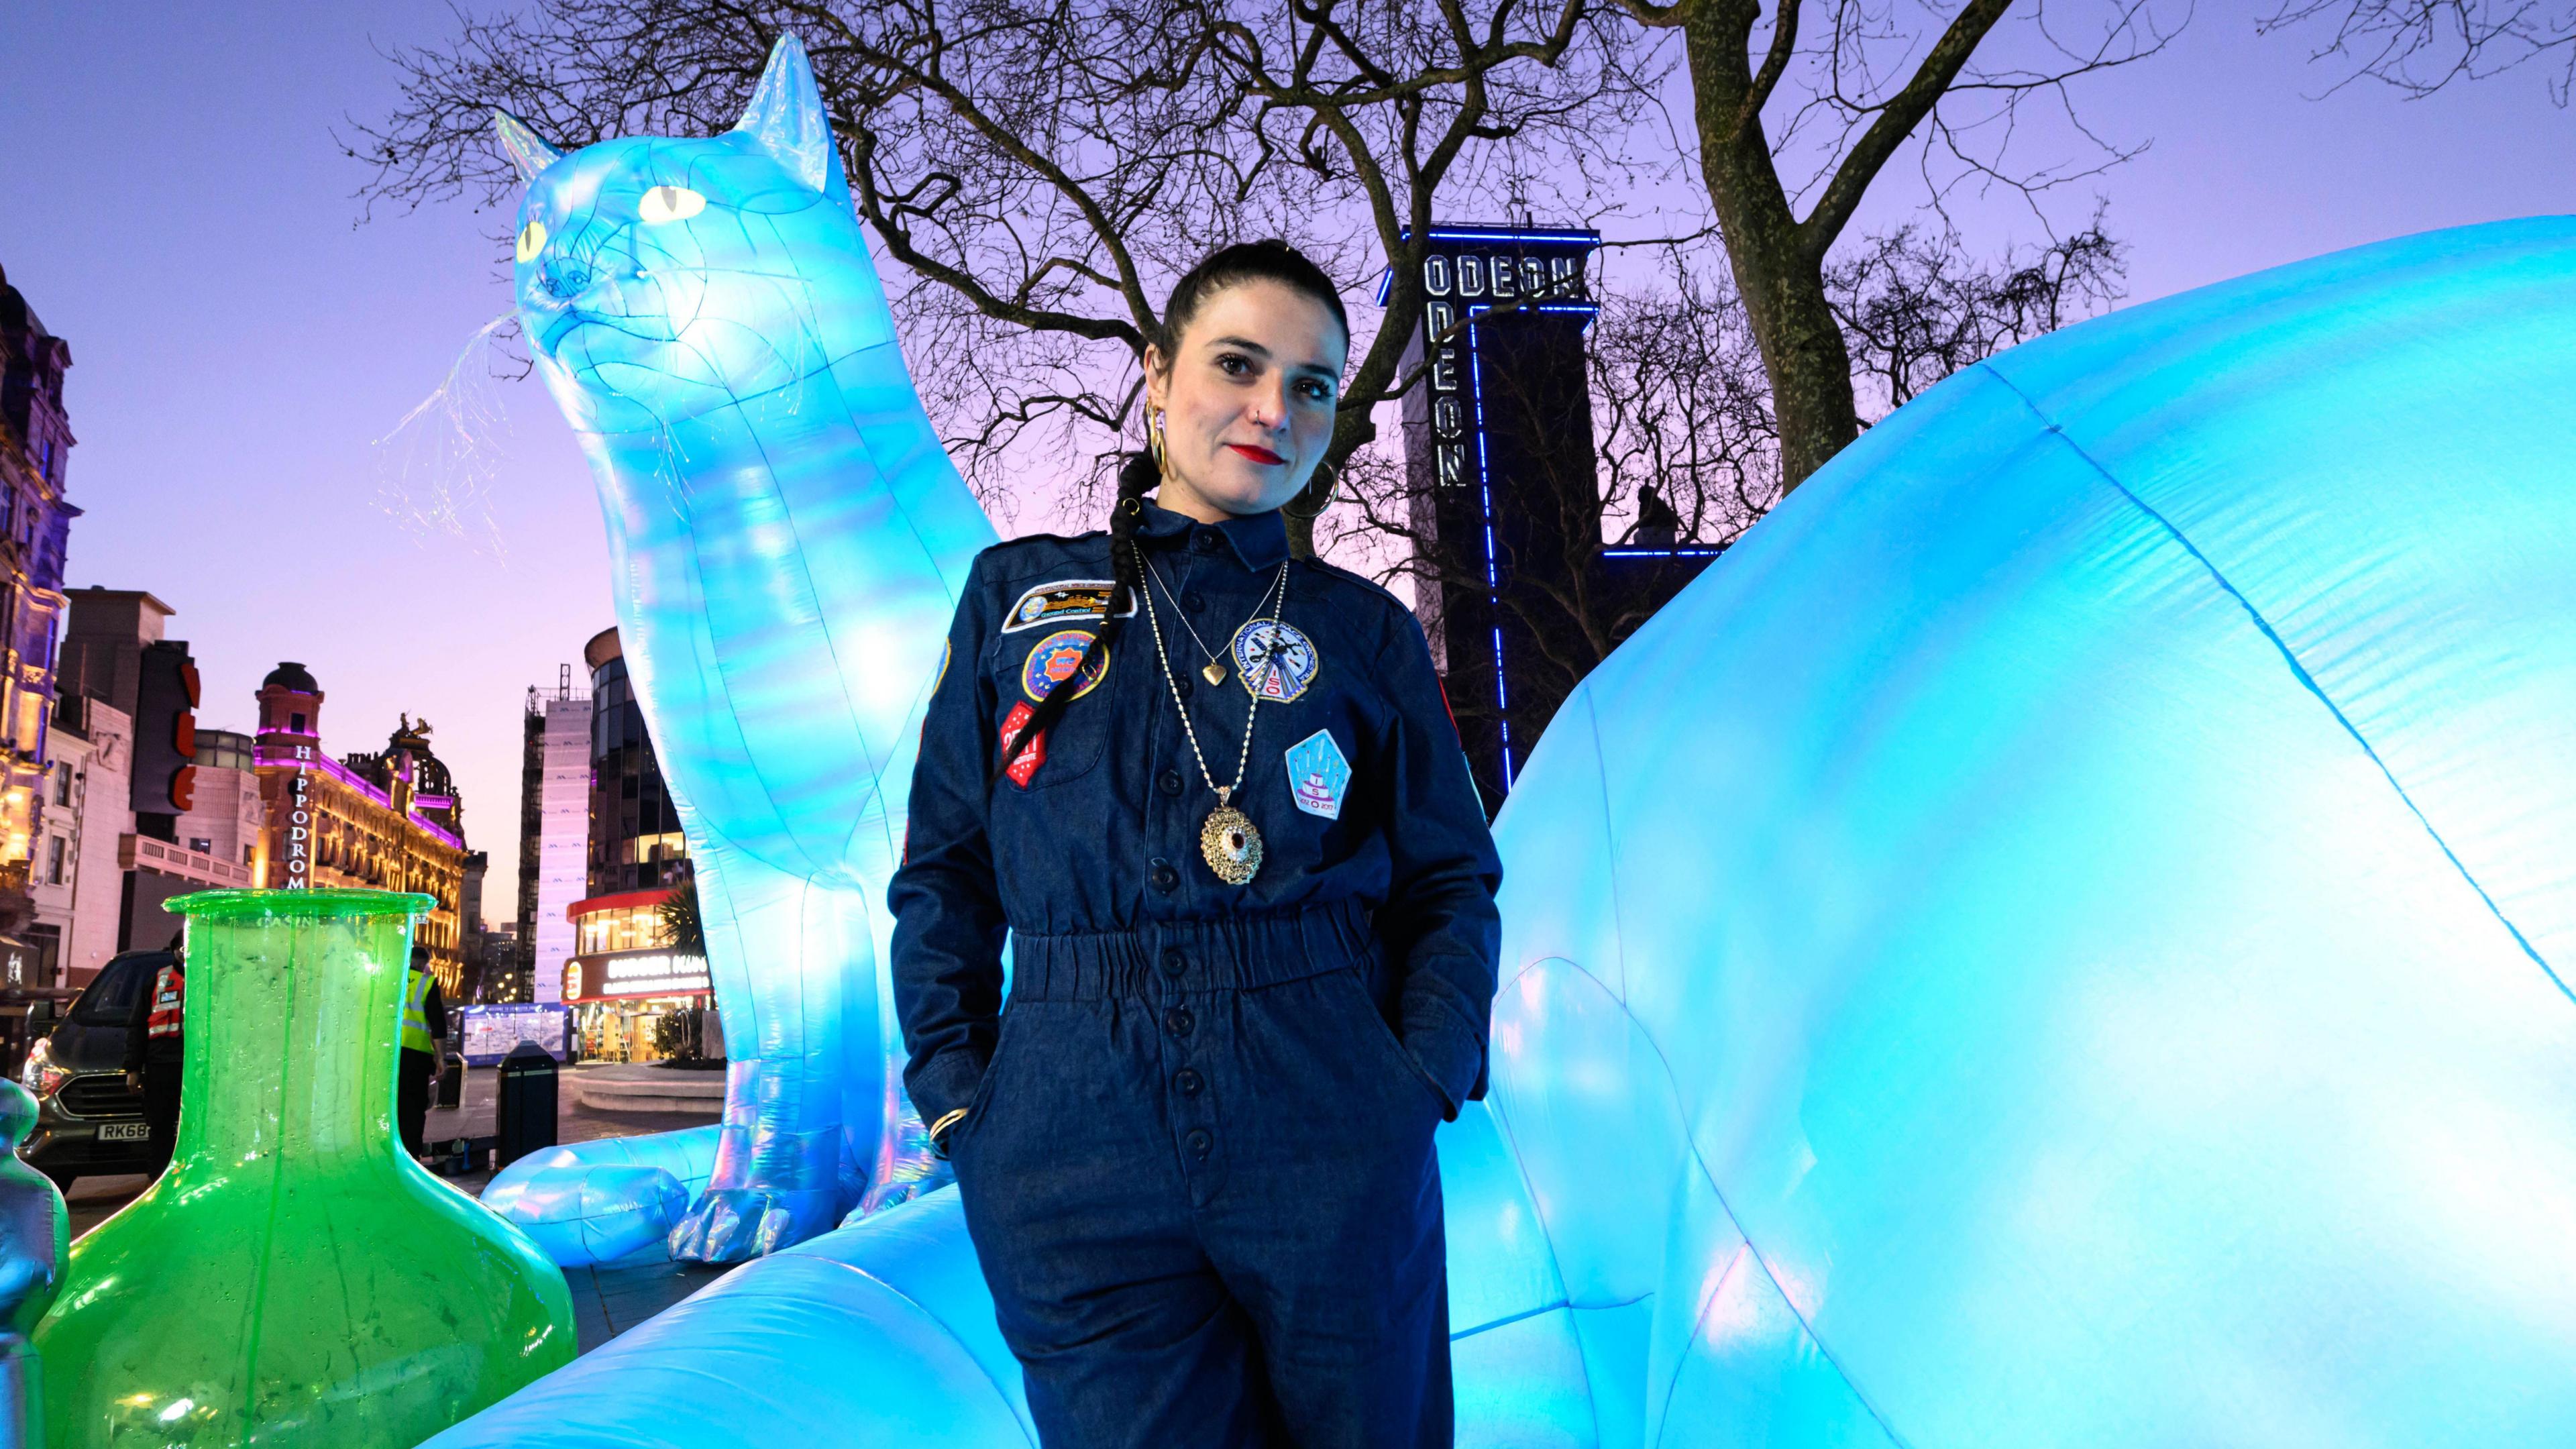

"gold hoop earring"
[1146, 408, 1169, 473]
[1285, 466, 1339, 521]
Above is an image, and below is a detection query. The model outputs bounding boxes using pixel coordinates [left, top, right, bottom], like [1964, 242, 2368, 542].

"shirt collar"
[1136, 499, 1290, 572]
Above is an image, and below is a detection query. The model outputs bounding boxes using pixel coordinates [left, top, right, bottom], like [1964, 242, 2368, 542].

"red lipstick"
[1227, 443, 1286, 465]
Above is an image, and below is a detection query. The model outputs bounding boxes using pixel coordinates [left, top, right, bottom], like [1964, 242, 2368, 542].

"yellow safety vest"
[400, 967, 437, 1055]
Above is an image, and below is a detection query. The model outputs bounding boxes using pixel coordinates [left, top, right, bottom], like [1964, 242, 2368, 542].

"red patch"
[1000, 701, 1047, 787]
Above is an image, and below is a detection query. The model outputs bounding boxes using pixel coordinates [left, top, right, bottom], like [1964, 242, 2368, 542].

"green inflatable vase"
[35, 890, 574, 1448]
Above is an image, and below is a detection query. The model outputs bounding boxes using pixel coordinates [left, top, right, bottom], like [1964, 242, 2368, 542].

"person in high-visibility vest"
[396, 945, 449, 1157]
[121, 949, 186, 1178]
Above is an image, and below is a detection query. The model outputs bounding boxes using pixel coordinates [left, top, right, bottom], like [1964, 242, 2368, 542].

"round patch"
[1022, 629, 1109, 702]
[1232, 619, 1320, 703]
[1018, 595, 1048, 624]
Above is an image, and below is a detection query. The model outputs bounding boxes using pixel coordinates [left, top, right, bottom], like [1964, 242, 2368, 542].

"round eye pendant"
[1200, 804, 1263, 886]
[638, 184, 708, 224]
[515, 218, 548, 264]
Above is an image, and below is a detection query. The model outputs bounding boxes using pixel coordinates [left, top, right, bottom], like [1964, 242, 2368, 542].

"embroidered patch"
[999, 701, 1046, 787]
[1021, 629, 1110, 703]
[1003, 579, 1134, 633]
[1232, 619, 1320, 703]
[1285, 730, 1351, 820]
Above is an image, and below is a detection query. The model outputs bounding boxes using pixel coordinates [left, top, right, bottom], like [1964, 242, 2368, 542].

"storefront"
[562, 889, 714, 1063]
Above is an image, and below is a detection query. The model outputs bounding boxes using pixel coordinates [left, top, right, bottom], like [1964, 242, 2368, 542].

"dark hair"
[411, 945, 431, 965]
[995, 239, 1348, 782]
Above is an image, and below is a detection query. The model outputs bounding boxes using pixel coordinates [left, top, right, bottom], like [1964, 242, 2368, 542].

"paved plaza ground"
[64, 1063, 729, 1354]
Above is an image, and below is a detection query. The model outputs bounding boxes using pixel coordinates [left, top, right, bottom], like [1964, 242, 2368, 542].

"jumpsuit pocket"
[1326, 965, 1445, 1116]
[948, 1008, 1023, 1155]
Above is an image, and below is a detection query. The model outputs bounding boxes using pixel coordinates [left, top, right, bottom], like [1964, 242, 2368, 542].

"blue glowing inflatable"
[492, 36, 995, 1263]
[440, 199, 2576, 1442]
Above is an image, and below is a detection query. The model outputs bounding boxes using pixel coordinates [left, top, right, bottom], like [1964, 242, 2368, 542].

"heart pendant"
[1201, 661, 1227, 686]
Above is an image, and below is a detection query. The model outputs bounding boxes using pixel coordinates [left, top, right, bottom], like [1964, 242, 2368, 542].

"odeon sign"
[1406, 233, 1598, 491]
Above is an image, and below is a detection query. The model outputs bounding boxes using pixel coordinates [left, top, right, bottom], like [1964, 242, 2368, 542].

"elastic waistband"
[1008, 898, 1377, 1001]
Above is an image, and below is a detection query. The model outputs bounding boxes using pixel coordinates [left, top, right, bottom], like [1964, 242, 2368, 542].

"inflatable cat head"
[496, 35, 894, 433]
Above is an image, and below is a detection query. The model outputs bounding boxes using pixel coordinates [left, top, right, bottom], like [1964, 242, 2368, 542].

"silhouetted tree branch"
[2261, 0, 2576, 101]
[1602, 0, 2178, 493]
[348, 0, 1663, 546]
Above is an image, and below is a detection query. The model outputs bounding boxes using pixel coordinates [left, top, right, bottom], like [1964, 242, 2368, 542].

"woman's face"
[1146, 278, 1348, 522]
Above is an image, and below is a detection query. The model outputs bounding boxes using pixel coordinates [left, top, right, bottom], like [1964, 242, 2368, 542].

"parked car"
[19, 949, 168, 1190]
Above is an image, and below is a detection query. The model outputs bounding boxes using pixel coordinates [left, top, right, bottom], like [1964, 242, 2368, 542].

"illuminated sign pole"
[1387, 225, 1605, 810]
[284, 768, 312, 888]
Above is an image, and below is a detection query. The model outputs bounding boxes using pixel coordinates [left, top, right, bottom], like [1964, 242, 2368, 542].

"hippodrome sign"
[284, 769, 312, 888]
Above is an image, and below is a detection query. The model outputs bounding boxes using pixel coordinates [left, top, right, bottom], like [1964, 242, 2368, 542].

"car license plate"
[97, 1122, 149, 1142]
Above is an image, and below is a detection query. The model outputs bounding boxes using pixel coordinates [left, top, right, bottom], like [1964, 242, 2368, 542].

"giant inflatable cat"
[443, 64, 2576, 1438]
[488, 36, 995, 1262]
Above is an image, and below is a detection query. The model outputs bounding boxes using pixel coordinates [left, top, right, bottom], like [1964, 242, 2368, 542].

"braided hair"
[994, 239, 1348, 783]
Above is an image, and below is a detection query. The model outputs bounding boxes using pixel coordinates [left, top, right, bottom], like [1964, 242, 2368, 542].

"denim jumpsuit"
[890, 501, 1503, 1447]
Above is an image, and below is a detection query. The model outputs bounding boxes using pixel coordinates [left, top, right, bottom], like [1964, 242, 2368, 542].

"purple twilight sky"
[0, 3, 2569, 924]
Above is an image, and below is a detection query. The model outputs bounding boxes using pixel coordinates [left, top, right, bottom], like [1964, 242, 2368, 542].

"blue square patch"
[1285, 729, 1352, 820]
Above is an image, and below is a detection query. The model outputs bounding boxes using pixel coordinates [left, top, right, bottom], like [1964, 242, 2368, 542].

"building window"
[51, 763, 68, 806]
[46, 837, 64, 885]
[188, 837, 214, 855]
[290, 712, 307, 733]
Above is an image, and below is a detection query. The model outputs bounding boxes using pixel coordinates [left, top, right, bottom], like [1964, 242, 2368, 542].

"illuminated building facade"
[559, 887, 711, 1062]
[250, 662, 472, 992]
[584, 627, 688, 895]
[558, 628, 705, 1061]
[1387, 224, 1715, 810]
[0, 266, 80, 888]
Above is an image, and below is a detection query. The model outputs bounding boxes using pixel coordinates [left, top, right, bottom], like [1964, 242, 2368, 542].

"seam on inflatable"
[1980, 363, 2575, 1007]
[1582, 686, 1633, 1004]
[1464, 1030, 1599, 1436]
[1648, 1240, 1751, 1446]
[723, 376, 885, 862]
[1489, 950, 1909, 1444]
[798, 1255, 1040, 1446]
[1631, 1006, 1915, 1448]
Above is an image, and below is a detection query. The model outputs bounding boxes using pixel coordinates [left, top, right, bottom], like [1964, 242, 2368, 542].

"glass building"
[563, 628, 707, 1063]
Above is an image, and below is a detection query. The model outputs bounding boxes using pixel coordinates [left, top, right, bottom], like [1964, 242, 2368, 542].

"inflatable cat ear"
[735, 34, 850, 204]
[492, 110, 564, 182]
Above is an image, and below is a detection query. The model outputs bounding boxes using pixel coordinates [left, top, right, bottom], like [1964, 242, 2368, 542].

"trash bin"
[436, 1051, 464, 1109]
[494, 1042, 558, 1171]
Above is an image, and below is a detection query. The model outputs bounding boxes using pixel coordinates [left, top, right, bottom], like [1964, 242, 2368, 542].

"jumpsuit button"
[1160, 947, 1186, 977]
[1164, 1006, 1194, 1036]
[1148, 859, 1179, 893]
[1175, 1067, 1204, 1096]
[1173, 674, 1193, 699]
[1191, 531, 1218, 554]
[1185, 1128, 1213, 1158]
[1183, 591, 1206, 612]
[1157, 769, 1184, 797]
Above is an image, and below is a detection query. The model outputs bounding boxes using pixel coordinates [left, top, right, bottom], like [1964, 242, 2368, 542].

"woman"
[890, 239, 1502, 1448]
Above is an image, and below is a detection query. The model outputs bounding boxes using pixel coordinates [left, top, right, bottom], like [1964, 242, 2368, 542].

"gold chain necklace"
[1141, 557, 1291, 885]
[1142, 555, 1230, 686]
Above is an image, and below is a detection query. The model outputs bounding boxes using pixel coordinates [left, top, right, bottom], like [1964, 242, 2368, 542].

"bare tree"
[1594, 0, 2177, 494]
[1829, 216, 2125, 413]
[2261, 0, 2576, 100]
[349, 0, 1664, 546]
